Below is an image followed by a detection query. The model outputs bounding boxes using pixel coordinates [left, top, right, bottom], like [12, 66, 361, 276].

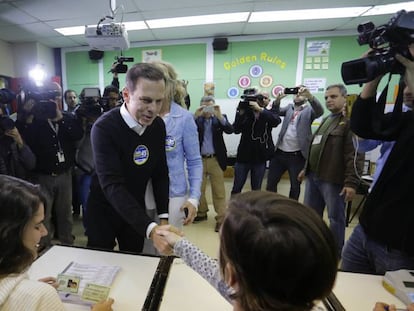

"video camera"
[109, 56, 134, 74]
[341, 10, 414, 85]
[0, 88, 15, 104]
[238, 88, 264, 110]
[18, 86, 61, 120]
[0, 115, 15, 136]
[76, 87, 104, 119]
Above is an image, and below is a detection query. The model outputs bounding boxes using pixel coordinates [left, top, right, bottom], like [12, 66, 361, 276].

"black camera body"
[341, 10, 414, 85]
[238, 88, 264, 110]
[0, 88, 15, 104]
[110, 56, 134, 74]
[76, 87, 103, 119]
[18, 87, 60, 120]
[0, 115, 15, 136]
[284, 87, 299, 94]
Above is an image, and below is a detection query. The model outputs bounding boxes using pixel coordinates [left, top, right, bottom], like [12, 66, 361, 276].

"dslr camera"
[109, 56, 134, 74]
[75, 87, 103, 119]
[341, 10, 414, 85]
[238, 88, 264, 110]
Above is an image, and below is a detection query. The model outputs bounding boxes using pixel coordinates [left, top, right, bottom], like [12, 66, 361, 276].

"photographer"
[0, 101, 36, 179]
[231, 88, 281, 195]
[19, 81, 83, 247]
[341, 44, 414, 274]
[194, 96, 234, 231]
[266, 85, 323, 200]
[72, 89, 103, 230]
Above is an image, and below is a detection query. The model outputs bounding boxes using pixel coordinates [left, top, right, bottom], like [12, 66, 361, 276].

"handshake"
[151, 224, 185, 256]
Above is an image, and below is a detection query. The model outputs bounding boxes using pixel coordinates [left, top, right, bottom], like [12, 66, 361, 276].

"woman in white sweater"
[0, 175, 114, 311]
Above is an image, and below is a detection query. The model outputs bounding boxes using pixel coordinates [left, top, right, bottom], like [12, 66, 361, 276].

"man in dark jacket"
[341, 47, 414, 274]
[298, 84, 364, 256]
[194, 96, 233, 232]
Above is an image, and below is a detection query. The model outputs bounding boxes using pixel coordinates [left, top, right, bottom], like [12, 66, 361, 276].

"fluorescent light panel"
[249, 7, 370, 22]
[362, 1, 414, 16]
[55, 2, 414, 36]
[146, 12, 249, 29]
[55, 26, 86, 36]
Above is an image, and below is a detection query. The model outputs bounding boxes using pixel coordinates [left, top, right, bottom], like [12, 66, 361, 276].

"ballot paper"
[57, 261, 120, 305]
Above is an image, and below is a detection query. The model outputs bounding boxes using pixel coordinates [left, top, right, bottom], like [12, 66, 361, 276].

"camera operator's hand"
[249, 101, 263, 112]
[195, 106, 204, 118]
[213, 105, 223, 120]
[274, 91, 287, 105]
[298, 86, 314, 102]
[396, 50, 414, 92]
[5, 128, 24, 148]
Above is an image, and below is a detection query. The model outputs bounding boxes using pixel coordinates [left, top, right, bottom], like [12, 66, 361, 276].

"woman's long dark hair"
[0, 175, 46, 275]
[219, 191, 338, 311]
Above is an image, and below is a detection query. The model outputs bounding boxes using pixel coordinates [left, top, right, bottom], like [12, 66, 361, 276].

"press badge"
[313, 135, 322, 145]
[57, 151, 65, 163]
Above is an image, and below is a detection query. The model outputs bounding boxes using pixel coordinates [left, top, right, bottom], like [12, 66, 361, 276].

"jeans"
[231, 162, 266, 194]
[77, 173, 92, 230]
[341, 224, 414, 274]
[266, 149, 305, 200]
[304, 172, 345, 255]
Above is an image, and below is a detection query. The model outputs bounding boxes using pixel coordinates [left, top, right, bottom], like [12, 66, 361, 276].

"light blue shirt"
[163, 102, 202, 206]
[201, 118, 215, 155]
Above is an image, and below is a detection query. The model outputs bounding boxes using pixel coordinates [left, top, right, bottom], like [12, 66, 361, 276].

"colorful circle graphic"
[249, 65, 263, 78]
[227, 87, 239, 98]
[260, 75, 273, 88]
[238, 75, 251, 88]
[272, 85, 285, 97]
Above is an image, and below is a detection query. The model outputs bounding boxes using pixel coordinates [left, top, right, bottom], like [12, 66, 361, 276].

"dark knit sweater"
[88, 108, 169, 237]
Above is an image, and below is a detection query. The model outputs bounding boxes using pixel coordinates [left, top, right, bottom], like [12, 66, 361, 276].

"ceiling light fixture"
[249, 7, 370, 22]
[362, 1, 414, 16]
[147, 12, 249, 29]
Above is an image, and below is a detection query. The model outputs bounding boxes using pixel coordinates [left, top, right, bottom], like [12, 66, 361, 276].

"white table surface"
[28, 245, 160, 311]
[28, 245, 408, 311]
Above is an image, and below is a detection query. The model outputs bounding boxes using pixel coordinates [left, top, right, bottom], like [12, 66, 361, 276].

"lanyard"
[47, 120, 63, 152]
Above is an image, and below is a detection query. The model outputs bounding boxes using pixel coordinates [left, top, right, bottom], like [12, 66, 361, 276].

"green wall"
[66, 51, 100, 93]
[64, 34, 401, 111]
[213, 39, 299, 100]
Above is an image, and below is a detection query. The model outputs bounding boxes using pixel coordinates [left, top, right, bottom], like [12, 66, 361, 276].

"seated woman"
[157, 191, 338, 311]
[0, 175, 114, 310]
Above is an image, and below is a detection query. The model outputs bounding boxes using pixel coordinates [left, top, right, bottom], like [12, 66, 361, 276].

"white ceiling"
[0, 0, 406, 49]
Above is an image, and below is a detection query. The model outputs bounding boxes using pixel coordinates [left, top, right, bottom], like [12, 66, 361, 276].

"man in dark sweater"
[341, 46, 414, 274]
[86, 63, 171, 254]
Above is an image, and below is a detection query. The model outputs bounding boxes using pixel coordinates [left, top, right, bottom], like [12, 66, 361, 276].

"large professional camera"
[341, 10, 414, 85]
[238, 88, 264, 110]
[18, 86, 60, 120]
[0, 115, 15, 136]
[75, 87, 103, 119]
[109, 56, 134, 74]
[0, 88, 15, 104]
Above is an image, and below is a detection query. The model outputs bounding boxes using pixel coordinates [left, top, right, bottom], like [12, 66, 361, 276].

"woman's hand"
[38, 276, 59, 289]
[91, 298, 115, 311]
